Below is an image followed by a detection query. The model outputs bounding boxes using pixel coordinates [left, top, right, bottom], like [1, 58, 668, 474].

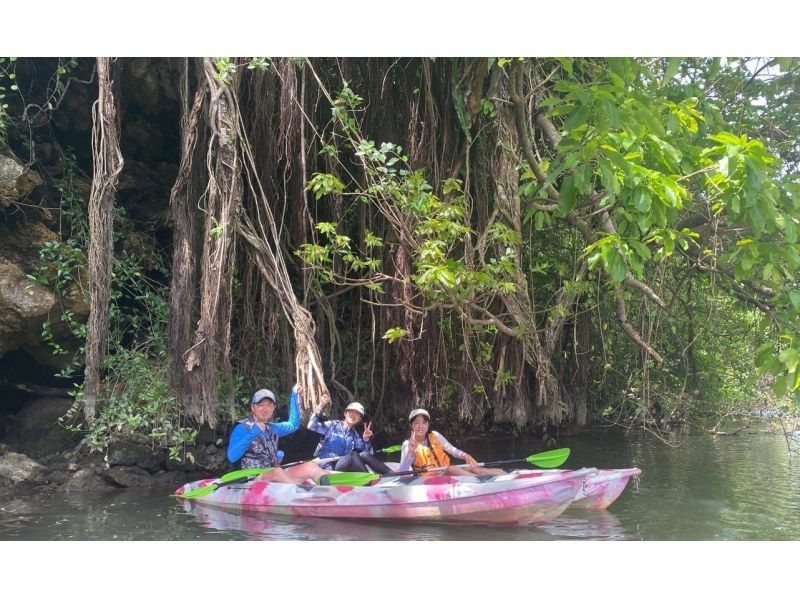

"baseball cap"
[251, 389, 276, 405]
[408, 408, 430, 421]
[345, 402, 366, 416]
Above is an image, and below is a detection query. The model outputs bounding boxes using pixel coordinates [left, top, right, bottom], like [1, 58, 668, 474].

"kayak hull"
[175, 468, 595, 526]
[381, 463, 640, 510]
[508, 468, 641, 509]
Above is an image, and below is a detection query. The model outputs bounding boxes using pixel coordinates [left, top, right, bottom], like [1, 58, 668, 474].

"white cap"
[345, 402, 366, 416]
[408, 408, 430, 421]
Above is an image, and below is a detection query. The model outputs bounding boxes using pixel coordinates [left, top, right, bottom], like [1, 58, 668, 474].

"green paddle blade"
[525, 448, 570, 468]
[380, 445, 402, 454]
[179, 481, 225, 499]
[220, 467, 269, 483]
[178, 468, 271, 499]
[317, 471, 380, 487]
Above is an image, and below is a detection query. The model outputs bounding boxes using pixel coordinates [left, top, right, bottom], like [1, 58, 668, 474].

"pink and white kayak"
[174, 468, 596, 525]
[503, 468, 640, 509]
[380, 465, 640, 510]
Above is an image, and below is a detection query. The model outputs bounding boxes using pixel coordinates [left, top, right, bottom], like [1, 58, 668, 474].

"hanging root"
[84, 57, 123, 423]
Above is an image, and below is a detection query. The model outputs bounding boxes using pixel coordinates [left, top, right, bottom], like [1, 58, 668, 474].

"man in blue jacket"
[227, 385, 302, 469]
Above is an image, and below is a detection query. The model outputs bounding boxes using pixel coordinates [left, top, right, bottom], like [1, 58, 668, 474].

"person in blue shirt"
[227, 384, 328, 483]
[307, 397, 393, 475]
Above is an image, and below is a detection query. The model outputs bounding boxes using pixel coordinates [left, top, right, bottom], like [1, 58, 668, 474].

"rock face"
[61, 468, 117, 493]
[0, 152, 44, 208]
[0, 444, 50, 487]
[101, 466, 154, 487]
[4, 398, 81, 458]
[0, 151, 89, 369]
[107, 440, 166, 472]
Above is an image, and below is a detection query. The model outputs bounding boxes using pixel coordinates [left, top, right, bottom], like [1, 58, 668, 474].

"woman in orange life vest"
[398, 409, 505, 476]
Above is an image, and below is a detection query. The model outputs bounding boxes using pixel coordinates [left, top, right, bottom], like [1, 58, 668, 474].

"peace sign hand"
[362, 421, 374, 442]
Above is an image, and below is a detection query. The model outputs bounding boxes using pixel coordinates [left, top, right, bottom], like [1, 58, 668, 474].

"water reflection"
[182, 501, 632, 541]
[539, 509, 632, 540]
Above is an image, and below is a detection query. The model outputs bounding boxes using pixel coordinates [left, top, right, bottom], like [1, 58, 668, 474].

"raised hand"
[362, 421, 373, 441]
[408, 430, 418, 450]
[318, 393, 331, 414]
[293, 383, 305, 401]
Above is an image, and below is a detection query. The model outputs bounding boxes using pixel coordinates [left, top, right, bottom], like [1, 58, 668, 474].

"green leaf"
[601, 99, 621, 129]
[558, 175, 577, 215]
[789, 290, 800, 312]
[382, 327, 407, 343]
[707, 58, 721, 81]
[663, 58, 681, 85]
[633, 187, 652, 212]
[574, 164, 593, 194]
[637, 212, 651, 234]
[604, 246, 627, 283]
[556, 58, 574, 76]
[564, 104, 591, 132]
[629, 239, 652, 261]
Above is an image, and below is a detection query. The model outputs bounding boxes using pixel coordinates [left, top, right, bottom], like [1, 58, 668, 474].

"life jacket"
[412, 432, 450, 470]
[238, 417, 280, 469]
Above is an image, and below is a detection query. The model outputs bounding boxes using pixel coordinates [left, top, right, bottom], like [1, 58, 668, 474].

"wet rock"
[196, 426, 222, 445]
[0, 151, 44, 207]
[0, 445, 50, 486]
[106, 439, 165, 472]
[49, 470, 70, 485]
[5, 398, 82, 459]
[189, 443, 228, 472]
[0, 253, 88, 369]
[60, 469, 116, 493]
[101, 466, 154, 488]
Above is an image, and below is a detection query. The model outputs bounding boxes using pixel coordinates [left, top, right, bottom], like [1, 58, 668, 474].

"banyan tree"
[26, 57, 798, 439]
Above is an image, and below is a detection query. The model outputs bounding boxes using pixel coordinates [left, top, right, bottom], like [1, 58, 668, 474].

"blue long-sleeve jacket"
[227, 388, 301, 464]
[307, 412, 372, 459]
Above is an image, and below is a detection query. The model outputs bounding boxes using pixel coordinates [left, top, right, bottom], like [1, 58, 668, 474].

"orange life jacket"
[412, 432, 450, 470]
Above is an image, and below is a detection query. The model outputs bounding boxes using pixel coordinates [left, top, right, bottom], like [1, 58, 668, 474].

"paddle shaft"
[378, 457, 529, 478]
[360, 447, 570, 481]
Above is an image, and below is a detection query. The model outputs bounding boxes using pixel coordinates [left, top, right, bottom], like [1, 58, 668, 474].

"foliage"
[0, 57, 78, 142]
[26, 157, 200, 458]
[298, 57, 799, 429]
[537, 58, 799, 412]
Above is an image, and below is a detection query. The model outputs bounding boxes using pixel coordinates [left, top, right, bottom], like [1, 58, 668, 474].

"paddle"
[317, 447, 571, 487]
[177, 445, 403, 499]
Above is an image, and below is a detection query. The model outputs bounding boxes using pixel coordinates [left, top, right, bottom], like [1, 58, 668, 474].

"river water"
[1, 429, 798, 541]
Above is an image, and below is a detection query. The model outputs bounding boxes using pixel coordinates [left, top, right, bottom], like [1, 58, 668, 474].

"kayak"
[381, 463, 641, 510]
[174, 468, 596, 525]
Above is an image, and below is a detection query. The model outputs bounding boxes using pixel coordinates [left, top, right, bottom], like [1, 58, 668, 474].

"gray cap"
[251, 389, 276, 405]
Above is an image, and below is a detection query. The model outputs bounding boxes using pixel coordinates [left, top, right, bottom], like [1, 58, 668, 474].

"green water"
[1, 430, 798, 540]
